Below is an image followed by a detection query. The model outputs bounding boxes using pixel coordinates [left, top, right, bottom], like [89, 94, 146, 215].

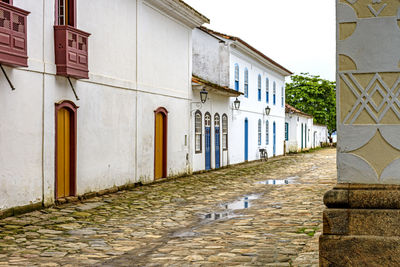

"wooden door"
[57, 107, 71, 199]
[155, 112, 164, 179]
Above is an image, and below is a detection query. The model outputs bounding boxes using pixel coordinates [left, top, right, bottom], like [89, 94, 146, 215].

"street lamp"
[265, 106, 271, 115]
[200, 87, 208, 103]
[233, 97, 240, 110]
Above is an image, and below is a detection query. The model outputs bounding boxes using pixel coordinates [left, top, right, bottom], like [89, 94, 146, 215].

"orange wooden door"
[57, 108, 71, 198]
[155, 112, 164, 179]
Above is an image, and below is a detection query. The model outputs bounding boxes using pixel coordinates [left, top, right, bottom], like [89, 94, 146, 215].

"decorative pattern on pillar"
[337, 0, 400, 184]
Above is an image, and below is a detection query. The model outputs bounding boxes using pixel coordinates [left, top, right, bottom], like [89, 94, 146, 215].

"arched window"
[214, 113, 220, 126]
[234, 64, 239, 91]
[266, 120, 269, 145]
[273, 81, 276, 105]
[258, 119, 262, 145]
[195, 110, 202, 153]
[244, 68, 249, 98]
[205, 113, 211, 127]
[257, 75, 262, 101]
[222, 114, 228, 150]
[266, 77, 269, 103]
[281, 86, 284, 107]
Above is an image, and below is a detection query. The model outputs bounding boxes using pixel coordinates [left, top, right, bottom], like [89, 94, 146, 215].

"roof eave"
[144, 0, 209, 28]
[233, 41, 293, 77]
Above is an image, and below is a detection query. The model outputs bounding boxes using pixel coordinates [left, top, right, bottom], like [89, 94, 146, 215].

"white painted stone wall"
[191, 93, 231, 172]
[313, 124, 329, 147]
[229, 52, 287, 163]
[285, 114, 313, 152]
[0, 0, 206, 210]
[191, 28, 233, 172]
[192, 28, 229, 86]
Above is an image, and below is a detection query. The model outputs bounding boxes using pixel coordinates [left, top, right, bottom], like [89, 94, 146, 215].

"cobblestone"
[0, 148, 336, 266]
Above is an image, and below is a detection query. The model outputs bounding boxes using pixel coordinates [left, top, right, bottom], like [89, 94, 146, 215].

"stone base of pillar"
[319, 184, 400, 266]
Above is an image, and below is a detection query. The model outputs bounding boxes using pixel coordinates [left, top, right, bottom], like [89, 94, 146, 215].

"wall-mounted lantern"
[234, 97, 241, 110]
[200, 87, 208, 103]
[265, 106, 271, 116]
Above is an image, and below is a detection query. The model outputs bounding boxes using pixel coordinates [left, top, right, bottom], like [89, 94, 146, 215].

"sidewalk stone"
[0, 148, 336, 266]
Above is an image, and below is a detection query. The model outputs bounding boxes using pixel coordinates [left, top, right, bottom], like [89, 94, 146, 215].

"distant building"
[285, 104, 328, 153]
[192, 27, 292, 170]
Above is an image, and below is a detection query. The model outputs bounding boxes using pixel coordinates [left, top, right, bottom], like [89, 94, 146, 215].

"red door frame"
[55, 100, 78, 199]
[154, 107, 168, 179]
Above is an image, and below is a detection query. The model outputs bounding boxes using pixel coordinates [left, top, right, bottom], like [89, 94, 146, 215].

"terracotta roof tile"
[285, 104, 313, 118]
[192, 75, 243, 96]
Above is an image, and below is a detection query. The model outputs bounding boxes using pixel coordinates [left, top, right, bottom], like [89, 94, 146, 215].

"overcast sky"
[184, 0, 336, 81]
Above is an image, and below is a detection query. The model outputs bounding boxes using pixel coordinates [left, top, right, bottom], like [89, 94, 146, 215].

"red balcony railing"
[0, 2, 29, 67]
[54, 25, 90, 79]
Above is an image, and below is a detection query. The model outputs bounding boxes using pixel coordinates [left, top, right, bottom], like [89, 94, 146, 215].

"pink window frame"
[55, 0, 76, 27]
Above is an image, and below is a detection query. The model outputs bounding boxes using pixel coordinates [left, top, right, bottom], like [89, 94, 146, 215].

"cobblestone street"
[0, 148, 336, 266]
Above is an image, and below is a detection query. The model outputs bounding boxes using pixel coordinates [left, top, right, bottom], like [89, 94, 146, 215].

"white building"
[285, 104, 328, 153]
[191, 27, 292, 169]
[190, 28, 242, 172]
[312, 124, 329, 147]
[0, 0, 208, 212]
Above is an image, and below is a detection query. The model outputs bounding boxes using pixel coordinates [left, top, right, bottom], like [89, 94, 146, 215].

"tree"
[285, 73, 336, 136]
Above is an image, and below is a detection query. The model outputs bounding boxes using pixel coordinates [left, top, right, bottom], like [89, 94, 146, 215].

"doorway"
[244, 118, 248, 161]
[55, 101, 77, 199]
[214, 113, 220, 168]
[154, 107, 168, 179]
[273, 121, 276, 156]
[205, 112, 211, 170]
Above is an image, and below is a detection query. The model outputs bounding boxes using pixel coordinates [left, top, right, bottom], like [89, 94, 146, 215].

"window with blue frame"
[266, 77, 269, 103]
[266, 120, 269, 145]
[244, 68, 249, 97]
[281, 86, 284, 107]
[273, 81, 276, 105]
[285, 122, 289, 141]
[258, 119, 262, 145]
[234, 64, 239, 91]
[257, 75, 261, 101]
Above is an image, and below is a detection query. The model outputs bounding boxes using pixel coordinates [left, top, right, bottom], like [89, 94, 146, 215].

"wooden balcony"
[54, 25, 90, 79]
[0, 2, 29, 67]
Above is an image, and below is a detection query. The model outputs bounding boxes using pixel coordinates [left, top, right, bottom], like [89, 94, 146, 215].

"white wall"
[229, 50, 286, 163]
[1, 0, 202, 210]
[192, 28, 229, 86]
[285, 114, 313, 152]
[191, 92, 231, 172]
[313, 124, 328, 147]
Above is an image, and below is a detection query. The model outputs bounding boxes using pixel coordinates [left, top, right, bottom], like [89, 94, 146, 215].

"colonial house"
[191, 28, 243, 172]
[0, 0, 208, 212]
[192, 27, 292, 167]
[284, 104, 328, 153]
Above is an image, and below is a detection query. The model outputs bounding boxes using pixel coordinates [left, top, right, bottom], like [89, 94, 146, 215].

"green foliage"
[285, 73, 336, 136]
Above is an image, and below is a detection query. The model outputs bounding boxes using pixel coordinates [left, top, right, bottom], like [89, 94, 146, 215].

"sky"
[184, 0, 336, 81]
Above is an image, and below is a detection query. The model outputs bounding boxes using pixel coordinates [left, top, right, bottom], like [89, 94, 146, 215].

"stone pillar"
[319, 0, 400, 265]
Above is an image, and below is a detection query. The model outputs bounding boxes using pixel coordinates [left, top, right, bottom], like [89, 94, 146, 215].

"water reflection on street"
[203, 194, 260, 221]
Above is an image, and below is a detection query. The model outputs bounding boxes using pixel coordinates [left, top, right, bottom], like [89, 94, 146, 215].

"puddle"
[258, 179, 290, 185]
[257, 175, 298, 185]
[203, 194, 260, 221]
